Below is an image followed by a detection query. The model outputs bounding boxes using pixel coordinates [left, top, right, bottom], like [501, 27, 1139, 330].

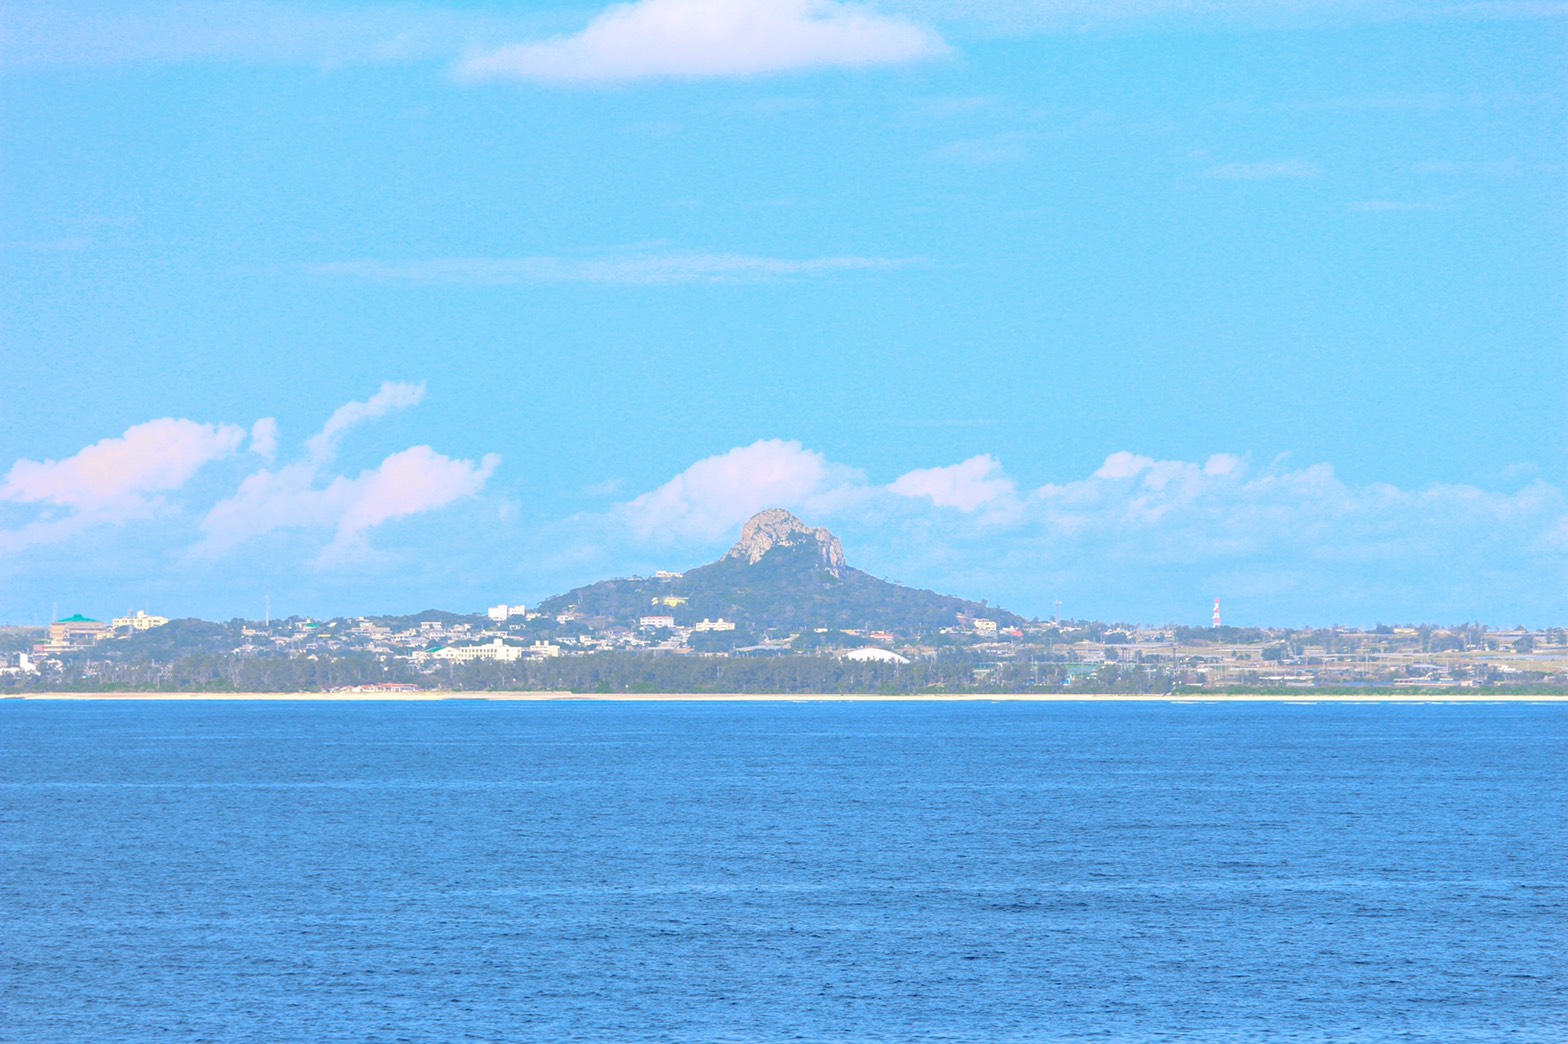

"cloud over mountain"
[598, 442, 1567, 623]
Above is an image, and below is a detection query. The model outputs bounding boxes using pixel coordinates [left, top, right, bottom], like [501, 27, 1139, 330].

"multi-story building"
[419, 639, 524, 664]
[48, 614, 109, 648]
[113, 610, 168, 631]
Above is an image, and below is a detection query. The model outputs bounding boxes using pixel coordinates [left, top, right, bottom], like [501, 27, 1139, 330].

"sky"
[2, 0, 1565, 628]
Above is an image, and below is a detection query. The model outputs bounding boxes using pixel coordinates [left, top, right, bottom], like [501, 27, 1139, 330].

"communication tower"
[1212, 598, 1222, 628]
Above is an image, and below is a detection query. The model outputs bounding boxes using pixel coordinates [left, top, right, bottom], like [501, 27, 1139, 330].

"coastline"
[7, 691, 1567, 703]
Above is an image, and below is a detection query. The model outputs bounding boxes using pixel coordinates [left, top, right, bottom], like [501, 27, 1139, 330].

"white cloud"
[250, 418, 279, 460]
[621, 438, 863, 540]
[308, 252, 916, 286]
[198, 385, 496, 561]
[0, 420, 248, 555]
[601, 441, 1567, 622]
[456, 0, 948, 85]
[889, 454, 1016, 512]
[9, 0, 1556, 73]
[1205, 159, 1323, 181]
[305, 380, 425, 463]
[200, 448, 499, 562]
[330, 446, 501, 554]
[1, 419, 246, 552]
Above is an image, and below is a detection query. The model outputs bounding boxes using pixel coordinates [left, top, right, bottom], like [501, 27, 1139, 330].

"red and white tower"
[1212, 598, 1222, 628]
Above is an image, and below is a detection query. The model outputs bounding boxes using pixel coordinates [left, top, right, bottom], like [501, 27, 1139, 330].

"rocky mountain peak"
[724, 509, 846, 576]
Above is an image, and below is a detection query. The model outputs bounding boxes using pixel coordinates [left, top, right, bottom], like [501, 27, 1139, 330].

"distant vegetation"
[18, 650, 1174, 695]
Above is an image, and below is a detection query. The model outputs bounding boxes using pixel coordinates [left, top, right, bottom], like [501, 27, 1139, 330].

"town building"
[48, 614, 109, 648]
[421, 639, 523, 663]
[639, 615, 677, 629]
[113, 610, 169, 631]
[842, 647, 911, 664]
[693, 618, 736, 632]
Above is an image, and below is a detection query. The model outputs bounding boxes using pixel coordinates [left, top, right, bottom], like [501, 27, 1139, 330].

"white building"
[693, 618, 736, 632]
[655, 571, 684, 580]
[973, 618, 998, 636]
[422, 639, 523, 663]
[842, 647, 911, 664]
[487, 604, 528, 622]
[640, 615, 677, 629]
[528, 641, 562, 659]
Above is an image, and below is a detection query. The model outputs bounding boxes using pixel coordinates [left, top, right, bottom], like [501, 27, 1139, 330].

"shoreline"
[6, 691, 1567, 703]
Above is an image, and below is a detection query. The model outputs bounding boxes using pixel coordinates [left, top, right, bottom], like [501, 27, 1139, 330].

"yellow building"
[49, 614, 109, 647]
[113, 610, 169, 631]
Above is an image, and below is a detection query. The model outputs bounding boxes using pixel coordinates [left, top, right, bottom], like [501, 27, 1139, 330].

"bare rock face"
[724, 508, 846, 577]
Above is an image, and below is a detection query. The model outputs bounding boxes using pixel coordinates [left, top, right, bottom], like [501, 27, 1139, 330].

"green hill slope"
[536, 509, 1023, 635]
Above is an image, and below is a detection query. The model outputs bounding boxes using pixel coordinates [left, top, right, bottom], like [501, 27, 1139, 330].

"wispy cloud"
[455, 0, 949, 85]
[929, 134, 1030, 164]
[1, 237, 95, 252]
[307, 252, 919, 286]
[1346, 198, 1443, 213]
[2, 2, 557, 68]
[1204, 159, 1322, 181]
[305, 380, 425, 464]
[897, 0, 1568, 35]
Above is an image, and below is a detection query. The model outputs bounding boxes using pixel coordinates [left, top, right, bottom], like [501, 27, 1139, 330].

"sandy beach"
[8, 691, 1566, 702]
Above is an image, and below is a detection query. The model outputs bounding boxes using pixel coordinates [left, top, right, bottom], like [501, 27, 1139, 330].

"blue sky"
[2, 0, 1564, 627]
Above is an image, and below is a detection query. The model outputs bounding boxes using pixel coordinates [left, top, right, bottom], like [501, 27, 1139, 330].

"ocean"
[2, 700, 1564, 1042]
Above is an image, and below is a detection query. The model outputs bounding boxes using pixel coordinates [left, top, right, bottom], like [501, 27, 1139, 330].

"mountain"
[535, 509, 1024, 635]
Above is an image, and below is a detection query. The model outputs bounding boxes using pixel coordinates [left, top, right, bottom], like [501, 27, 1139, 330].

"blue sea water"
[1, 701, 1564, 1043]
